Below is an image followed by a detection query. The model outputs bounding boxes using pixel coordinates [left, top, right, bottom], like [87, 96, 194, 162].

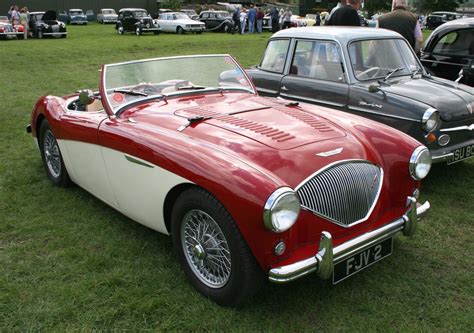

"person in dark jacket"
[325, 0, 360, 26]
[377, 0, 423, 55]
[232, 8, 241, 35]
[270, 6, 279, 33]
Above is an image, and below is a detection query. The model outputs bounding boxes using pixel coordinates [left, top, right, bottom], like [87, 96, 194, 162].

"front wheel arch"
[163, 183, 196, 234]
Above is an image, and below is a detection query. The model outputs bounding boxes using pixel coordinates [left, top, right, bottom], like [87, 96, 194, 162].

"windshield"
[133, 11, 148, 18]
[70, 10, 83, 15]
[103, 10, 115, 15]
[102, 55, 255, 115]
[349, 39, 422, 81]
[174, 14, 189, 20]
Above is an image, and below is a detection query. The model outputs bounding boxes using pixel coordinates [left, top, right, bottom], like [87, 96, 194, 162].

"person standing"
[240, 8, 247, 34]
[377, 0, 423, 55]
[325, 0, 360, 26]
[270, 6, 279, 33]
[281, 8, 292, 29]
[10, 5, 19, 26]
[19, 7, 28, 39]
[315, 12, 321, 26]
[232, 7, 241, 35]
[247, 5, 256, 33]
[256, 7, 264, 33]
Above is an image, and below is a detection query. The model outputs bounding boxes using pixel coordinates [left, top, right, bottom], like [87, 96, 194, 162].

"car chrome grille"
[296, 161, 383, 227]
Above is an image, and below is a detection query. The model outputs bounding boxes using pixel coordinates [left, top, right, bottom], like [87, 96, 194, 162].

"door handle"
[281, 85, 289, 91]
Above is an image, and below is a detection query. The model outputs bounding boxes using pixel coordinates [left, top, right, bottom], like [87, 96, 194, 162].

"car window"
[433, 29, 474, 56]
[349, 39, 421, 81]
[201, 13, 209, 19]
[259, 39, 290, 73]
[290, 40, 345, 82]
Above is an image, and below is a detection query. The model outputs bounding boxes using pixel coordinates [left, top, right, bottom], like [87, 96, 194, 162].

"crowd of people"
[6, 4, 29, 39]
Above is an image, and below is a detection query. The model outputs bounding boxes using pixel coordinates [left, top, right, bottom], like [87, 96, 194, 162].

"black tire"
[135, 26, 142, 36]
[176, 26, 184, 34]
[171, 187, 264, 307]
[39, 120, 72, 187]
[117, 24, 124, 35]
[223, 23, 230, 33]
[154, 30, 160, 35]
[38, 28, 43, 39]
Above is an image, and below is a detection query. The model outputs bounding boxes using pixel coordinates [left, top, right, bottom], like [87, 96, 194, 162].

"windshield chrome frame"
[100, 54, 257, 117]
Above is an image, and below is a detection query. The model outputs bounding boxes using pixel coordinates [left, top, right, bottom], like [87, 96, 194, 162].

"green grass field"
[0, 24, 473, 331]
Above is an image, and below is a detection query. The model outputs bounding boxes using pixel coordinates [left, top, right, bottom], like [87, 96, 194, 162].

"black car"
[199, 10, 233, 32]
[426, 15, 446, 30]
[247, 27, 474, 165]
[116, 8, 161, 36]
[29, 10, 67, 39]
[421, 18, 474, 86]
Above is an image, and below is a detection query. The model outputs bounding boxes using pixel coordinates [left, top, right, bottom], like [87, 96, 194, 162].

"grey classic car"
[247, 27, 474, 165]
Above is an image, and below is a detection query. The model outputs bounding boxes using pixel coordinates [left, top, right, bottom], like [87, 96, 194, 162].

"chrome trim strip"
[432, 152, 454, 162]
[440, 124, 474, 132]
[281, 93, 345, 108]
[348, 105, 419, 122]
[269, 196, 430, 283]
[256, 87, 279, 95]
[124, 155, 154, 168]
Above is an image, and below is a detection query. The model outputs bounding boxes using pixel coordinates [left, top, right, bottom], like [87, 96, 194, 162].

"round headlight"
[263, 187, 300, 233]
[409, 146, 432, 180]
[422, 108, 440, 132]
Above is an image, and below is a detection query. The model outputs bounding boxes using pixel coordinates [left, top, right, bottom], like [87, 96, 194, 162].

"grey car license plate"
[447, 144, 474, 165]
[333, 237, 393, 284]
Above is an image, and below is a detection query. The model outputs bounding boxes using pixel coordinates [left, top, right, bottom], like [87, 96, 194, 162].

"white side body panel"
[58, 140, 193, 234]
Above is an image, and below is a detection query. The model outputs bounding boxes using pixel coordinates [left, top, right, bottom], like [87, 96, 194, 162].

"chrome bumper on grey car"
[268, 196, 430, 283]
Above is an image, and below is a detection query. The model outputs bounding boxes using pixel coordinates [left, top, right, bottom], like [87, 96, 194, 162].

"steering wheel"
[358, 67, 381, 79]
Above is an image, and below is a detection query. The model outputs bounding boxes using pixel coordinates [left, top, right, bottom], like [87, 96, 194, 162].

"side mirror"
[368, 84, 380, 93]
[78, 89, 95, 105]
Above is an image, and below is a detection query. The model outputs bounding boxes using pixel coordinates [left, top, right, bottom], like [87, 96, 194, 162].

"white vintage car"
[97, 8, 118, 24]
[155, 12, 205, 34]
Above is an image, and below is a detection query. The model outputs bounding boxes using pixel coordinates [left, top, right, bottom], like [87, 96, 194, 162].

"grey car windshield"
[349, 39, 422, 81]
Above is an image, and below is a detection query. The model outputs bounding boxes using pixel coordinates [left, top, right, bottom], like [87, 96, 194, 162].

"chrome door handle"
[281, 85, 289, 91]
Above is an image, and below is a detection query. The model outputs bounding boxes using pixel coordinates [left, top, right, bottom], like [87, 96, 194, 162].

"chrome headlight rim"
[422, 108, 440, 133]
[409, 146, 432, 180]
[263, 187, 300, 233]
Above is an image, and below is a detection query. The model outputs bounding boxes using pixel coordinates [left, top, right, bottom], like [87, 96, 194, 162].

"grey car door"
[279, 39, 349, 108]
[249, 38, 291, 97]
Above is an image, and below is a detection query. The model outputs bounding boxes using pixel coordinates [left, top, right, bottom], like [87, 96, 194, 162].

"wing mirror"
[78, 89, 95, 105]
[368, 84, 380, 93]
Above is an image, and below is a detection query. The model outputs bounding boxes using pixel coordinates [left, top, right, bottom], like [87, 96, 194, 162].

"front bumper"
[269, 196, 430, 283]
[185, 26, 205, 32]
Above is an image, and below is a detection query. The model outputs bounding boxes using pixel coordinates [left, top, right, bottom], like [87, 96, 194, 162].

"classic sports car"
[247, 27, 474, 165]
[68, 9, 88, 25]
[116, 8, 161, 36]
[199, 10, 233, 32]
[156, 12, 205, 34]
[27, 54, 431, 306]
[0, 15, 24, 39]
[97, 8, 118, 24]
[421, 18, 474, 86]
[28, 11, 67, 39]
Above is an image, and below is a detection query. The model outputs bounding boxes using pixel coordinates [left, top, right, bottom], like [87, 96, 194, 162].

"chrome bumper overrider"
[268, 196, 430, 283]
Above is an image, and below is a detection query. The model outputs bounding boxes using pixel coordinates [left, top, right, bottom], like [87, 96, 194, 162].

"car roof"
[119, 8, 147, 12]
[271, 27, 402, 42]
[69, 9, 83, 11]
[30, 11, 45, 15]
[437, 17, 474, 28]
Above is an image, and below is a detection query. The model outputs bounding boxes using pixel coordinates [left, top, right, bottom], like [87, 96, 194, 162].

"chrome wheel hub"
[43, 130, 61, 178]
[181, 209, 231, 288]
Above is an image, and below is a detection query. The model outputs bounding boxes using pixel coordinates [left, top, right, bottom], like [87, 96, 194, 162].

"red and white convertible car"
[27, 55, 431, 306]
[0, 15, 25, 39]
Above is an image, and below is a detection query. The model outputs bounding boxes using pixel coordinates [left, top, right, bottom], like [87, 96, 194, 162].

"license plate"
[333, 237, 393, 284]
[447, 144, 474, 165]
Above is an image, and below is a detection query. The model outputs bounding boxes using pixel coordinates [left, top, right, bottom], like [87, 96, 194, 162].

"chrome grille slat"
[296, 161, 383, 227]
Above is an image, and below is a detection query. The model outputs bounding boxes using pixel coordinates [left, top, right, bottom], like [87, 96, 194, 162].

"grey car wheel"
[135, 26, 142, 36]
[118, 25, 124, 35]
[176, 26, 184, 34]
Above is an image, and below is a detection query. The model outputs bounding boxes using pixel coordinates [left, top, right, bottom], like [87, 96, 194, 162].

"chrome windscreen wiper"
[176, 85, 207, 91]
[383, 67, 404, 82]
[114, 88, 148, 96]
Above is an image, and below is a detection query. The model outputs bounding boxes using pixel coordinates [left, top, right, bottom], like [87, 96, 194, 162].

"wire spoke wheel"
[181, 209, 231, 288]
[43, 129, 61, 178]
